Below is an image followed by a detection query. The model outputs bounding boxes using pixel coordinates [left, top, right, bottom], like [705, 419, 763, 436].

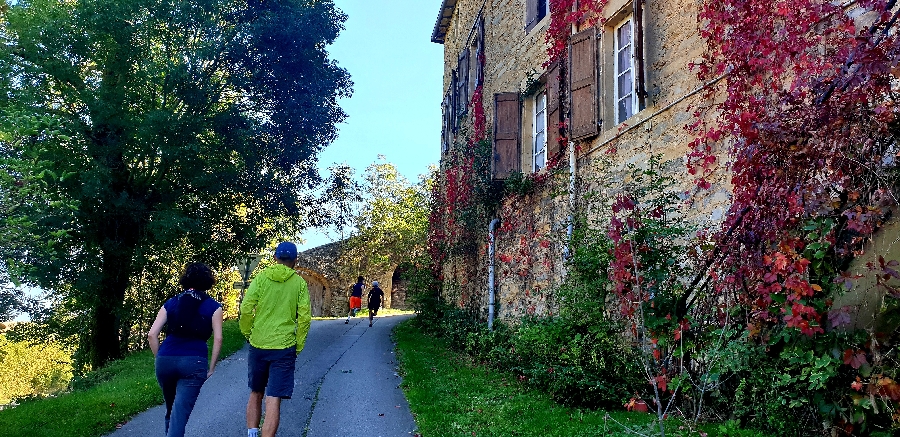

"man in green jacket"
[239, 241, 310, 437]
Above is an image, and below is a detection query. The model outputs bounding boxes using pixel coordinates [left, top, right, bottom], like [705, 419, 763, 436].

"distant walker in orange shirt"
[345, 276, 365, 324]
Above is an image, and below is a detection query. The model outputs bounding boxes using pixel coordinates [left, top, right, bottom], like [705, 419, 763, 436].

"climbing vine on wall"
[427, 85, 498, 275]
[546, 0, 609, 64]
[676, 0, 900, 431]
[689, 0, 900, 341]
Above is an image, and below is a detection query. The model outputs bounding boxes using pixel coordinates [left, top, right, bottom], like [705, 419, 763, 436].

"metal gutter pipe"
[565, 141, 576, 261]
[488, 218, 500, 330]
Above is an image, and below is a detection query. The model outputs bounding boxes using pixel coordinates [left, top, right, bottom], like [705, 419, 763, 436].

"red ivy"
[688, 0, 900, 336]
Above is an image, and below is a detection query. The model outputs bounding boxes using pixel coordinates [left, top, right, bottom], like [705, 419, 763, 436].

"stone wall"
[435, 0, 733, 322]
[295, 242, 401, 317]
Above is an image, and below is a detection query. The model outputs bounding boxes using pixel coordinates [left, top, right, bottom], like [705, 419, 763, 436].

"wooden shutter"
[476, 17, 485, 87]
[569, 27, 599, 140]
[546, 61, 562, 159]
[525, 0, 539, 31]
[457, 49, 470, 117]
[493, 93, 521, 180]
[634, 0, 647, 109]
[450, 69, 458, 132]
[442, 92, 451, 152]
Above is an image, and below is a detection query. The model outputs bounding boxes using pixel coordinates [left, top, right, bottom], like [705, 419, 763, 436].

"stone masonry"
[432, 0, 733, 322]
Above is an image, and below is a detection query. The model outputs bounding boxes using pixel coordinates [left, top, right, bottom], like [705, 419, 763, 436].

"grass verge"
[0, 319, 246, 437]
[393, 319, 763, 437]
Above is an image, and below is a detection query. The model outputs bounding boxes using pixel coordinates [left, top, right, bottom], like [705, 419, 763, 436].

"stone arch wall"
[390, 265, 411, 310]
[295, 267, 332, 317]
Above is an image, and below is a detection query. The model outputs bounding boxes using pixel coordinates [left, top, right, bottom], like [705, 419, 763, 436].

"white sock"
[248, 428, 259, 437]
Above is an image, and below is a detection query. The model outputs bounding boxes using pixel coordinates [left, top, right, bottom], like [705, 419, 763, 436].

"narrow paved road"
[110, 314, 418, 437]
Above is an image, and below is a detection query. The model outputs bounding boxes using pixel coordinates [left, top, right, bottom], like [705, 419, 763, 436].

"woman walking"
[147, 262, 223, 437]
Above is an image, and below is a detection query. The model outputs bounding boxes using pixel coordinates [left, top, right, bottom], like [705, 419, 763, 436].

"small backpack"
[167, 290, 212, 340]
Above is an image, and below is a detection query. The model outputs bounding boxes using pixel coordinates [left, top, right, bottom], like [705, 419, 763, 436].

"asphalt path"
[109, 314, 418, 437]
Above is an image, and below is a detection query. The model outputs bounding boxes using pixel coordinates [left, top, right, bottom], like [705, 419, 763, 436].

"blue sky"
[298, 0, 444, 250]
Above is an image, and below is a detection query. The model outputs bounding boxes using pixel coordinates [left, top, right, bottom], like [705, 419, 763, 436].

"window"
[533, 91, 547, 171]
[525, 0, 549, 32]
[614, 18, 636, 124]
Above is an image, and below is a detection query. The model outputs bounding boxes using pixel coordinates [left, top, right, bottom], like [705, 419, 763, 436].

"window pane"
[618, 69, 633, 100]
[534, 149, 546, 171]
[617, 44, 632, 74]
[618, 94, 633, 122]
[617, 20, 632, 47]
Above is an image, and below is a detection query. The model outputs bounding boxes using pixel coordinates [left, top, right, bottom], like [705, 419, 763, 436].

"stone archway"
[390, 264, 410, 310]
[295, 267, 332, 317]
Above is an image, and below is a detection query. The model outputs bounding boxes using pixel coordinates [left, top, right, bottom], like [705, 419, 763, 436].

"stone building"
[432, 0, 732, 320]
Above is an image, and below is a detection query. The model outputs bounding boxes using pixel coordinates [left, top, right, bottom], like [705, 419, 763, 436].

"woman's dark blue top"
[158, 290, 222, 357]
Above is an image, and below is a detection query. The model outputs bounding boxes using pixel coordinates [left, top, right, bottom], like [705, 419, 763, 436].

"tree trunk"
[89, 237, 136, 369]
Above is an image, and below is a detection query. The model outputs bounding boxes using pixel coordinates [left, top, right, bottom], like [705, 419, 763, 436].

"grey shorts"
[248, 345, 296, 399]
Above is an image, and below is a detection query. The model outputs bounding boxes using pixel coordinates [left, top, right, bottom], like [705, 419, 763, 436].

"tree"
[321, 163, 363, 242]
[344, 158, 433, 274]
[0, 0, 352, 369]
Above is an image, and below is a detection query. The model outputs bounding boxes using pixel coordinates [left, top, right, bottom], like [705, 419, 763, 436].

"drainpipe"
[564, 142, 576, 261]
[488, 218, 500, 330]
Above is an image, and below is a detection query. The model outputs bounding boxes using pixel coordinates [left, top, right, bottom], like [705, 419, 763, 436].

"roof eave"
[430, 0, 458, 44]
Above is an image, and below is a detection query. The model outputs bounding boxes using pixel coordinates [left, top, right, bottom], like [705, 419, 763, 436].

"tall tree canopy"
[0, 0, 351, 368]
[344, 159, 432, 273]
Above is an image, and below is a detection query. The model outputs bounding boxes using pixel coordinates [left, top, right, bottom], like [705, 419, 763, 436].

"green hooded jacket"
[239, 263, 311, 352]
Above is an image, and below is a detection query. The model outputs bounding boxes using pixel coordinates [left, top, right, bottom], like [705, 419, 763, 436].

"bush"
[509, 316, 643, 409]
[0, 333, 72, 404]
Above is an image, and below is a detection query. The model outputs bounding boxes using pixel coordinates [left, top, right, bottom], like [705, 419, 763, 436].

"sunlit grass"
[0, 319, 246, 437]
[314, 307, 414, 320]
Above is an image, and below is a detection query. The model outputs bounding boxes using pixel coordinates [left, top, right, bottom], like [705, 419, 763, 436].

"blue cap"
[274, 241, 298, 261]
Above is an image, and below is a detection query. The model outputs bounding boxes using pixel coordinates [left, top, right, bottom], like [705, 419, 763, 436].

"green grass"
[393, 319, 764, 437]
[0, 319, 246, 437]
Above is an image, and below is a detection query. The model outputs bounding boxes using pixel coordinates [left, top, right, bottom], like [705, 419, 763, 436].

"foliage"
[509, 316, 643, 409]
[673, 0, 900, 433]
[341, 159, 433, 274]
[321, 163, 364, 242]
[0, 0, 351, 369]
[546, 0, 609, 64]
[0, 333, 72, 405]
[408, 287, 642, 411]
[430, 135, 499, 260]
[394, 318, 764, 437]
[0, 319, 244, 437]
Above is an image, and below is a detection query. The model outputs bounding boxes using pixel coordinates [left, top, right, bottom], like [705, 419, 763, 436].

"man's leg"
[247, 391, 264, 430]
[261, 396, 282, 437]
[246, 345, 269, 436]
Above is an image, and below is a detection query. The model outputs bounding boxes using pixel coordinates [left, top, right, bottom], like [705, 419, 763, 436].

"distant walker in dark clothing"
[147, 262, 223, 437]
[367, 281, 385, 327]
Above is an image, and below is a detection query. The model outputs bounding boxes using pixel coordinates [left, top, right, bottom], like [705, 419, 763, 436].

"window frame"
[525, 0, 550, 33]
[532, 90, 548, 172]
[613, 16, 637, 124]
